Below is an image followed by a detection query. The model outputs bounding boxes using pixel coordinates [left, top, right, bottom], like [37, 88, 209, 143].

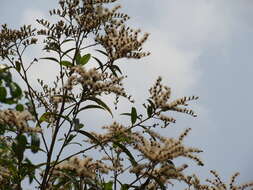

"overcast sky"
[1, 0, 253, 188]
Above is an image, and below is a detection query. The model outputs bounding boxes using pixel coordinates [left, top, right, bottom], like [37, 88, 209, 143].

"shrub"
[0, 0, 252, 189]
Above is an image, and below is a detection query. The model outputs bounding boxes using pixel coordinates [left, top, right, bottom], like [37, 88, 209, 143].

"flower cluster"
[149, 77, 171, 108]
[86, 122, 203, 189]
[150, 77, 198, 115]
[101, 155, 124, 172]
[38, 0, 129, 41]
[75, 4, 128, 33]
[148, 77, 198, 127]
[37, 19, 70, 40]
[0, 24, 36, 59]
[87, 122, 203, 165]
[35, 77, 76, 113]
[0, 109, 41, 133]
[132, 128, 203, 165]
[96, 25, 150, 61]
[131, 163, 189, 189]
[88, 122, 132, 144]
[186, 171, 253, 190]
[52, 156, 113, 179]
[65, 66, 132, 100]
[38, 0, 150, 62]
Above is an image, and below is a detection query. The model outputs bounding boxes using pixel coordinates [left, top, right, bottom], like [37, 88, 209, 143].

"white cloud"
[144, 29, 202, 96]
[20, 9, 45, 27]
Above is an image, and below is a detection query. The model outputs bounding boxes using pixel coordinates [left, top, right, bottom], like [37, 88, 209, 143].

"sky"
[1, 0, 253, 188]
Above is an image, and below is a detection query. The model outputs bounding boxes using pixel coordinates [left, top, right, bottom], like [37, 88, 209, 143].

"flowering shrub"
[0, 0, 252, 189]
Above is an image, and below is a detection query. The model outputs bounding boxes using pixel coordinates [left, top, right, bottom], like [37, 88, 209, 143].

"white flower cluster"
[75, 4, 127, 32]
[36, 78, 75, 113]
[96, 24, 150, 61]
[87, 122, 203, 165]
[0, 109, 41, 133]
[150, 77, 198, 118]
[130, 163, 188, 189]
[88, 122, 132, 144]
[65, 66, 131, 99]
[185, 170, 253, 190]
[149, 77, 171, 108]
[131, 128, 203, 165]
[53, 156, 113, 179]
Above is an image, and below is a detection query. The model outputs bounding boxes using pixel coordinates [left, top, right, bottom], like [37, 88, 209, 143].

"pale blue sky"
[1, 0, 253, 188]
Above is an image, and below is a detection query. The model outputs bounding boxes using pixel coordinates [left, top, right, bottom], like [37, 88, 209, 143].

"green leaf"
[0, 124, 6, 135]
[60, 38, 74, 45]
[77, 104, 105, 113]
[120, 184, 129, 190]
[75, 50, 82, 65]
[167, 160, 175, 166]
[120, 113, 131, 117]
[66, 134, 76, 144]
[0, 68, 12, 81]
[95, 49, 108, 56]
[147, 106, 153, 117]
[2, 98, 16, 105]
[121, 112, 142, 123]
[23, 158, 36, 184]
[85, 97, 113, 117]
[110, 64, 122, 75]
[77, 130, 101, 145]
[16, 104, 24, 111]
[131, 107, 137, 125]
[109, 65, 118, 77]
[61, 47, 76, 58]
[78, 53, 91, 66]
[40, 57, 59, 63]
[103, 181, 113, 190]
[68, 142, 82, 146]
[0, 65, 12, 73]
[92, 56, 104, 70]
[112, 141, 137, 166]
[147, 99, 155, 107]
[59, 60, 72, 67]
[73, 118, 84, 130]
[38, 112, 52, 124]
[0, 87, 7, 101]
[31, 134, 40, 153]
[10, 82, 22, 98]
[15, 61, 21, 72]
[45, 36, 57, 42]
[12, 135, 27, 161]
[28, 170, 35, 184]
[38, 112, 71, 125]
[58, 138, 64, 142]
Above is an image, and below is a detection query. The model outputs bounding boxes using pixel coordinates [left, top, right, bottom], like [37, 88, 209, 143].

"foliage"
[0, 0, 252, 189]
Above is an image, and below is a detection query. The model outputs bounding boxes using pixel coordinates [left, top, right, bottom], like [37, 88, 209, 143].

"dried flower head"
[0, 24, 36, 59]
[132, 128, 203, 165]
[65, 66, 133, 101]
[184, 171, 253, 190]
[0, 109, 40, 133]
[150, 77, 198, 116]
[96, 25, 150, 61]
[52, 156, 113, 179]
